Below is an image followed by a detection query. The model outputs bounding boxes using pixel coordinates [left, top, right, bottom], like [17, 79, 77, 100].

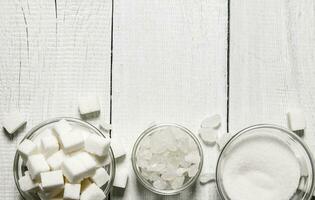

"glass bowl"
[13, 117, 116, 200]
[131, 123, 203, 195]
[216, 124, 315, 200]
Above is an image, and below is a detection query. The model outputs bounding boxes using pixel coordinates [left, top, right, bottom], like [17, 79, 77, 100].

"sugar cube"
[27, 154, 50, 180]
[53, 119, 72, 140]
[78, 96, 101, 116]
[2, 112, 26, 134]
[99, 122, 112, 132]
[91, 168, 110, 187]
[60, 129, 85, 153]
[38, 187, 63, 199]
[93, 155, 111, 167]
[81, 178, 92, 192]
[80, 183, 105, 200]
[85, 134, 110, 156]
[287, 109, 306, 131]
[62, 156, 86, 183]
[73, 152, 98, 178]
[40, 170, 64, 191]
[113, 168, 128, 188]
[64, 183, 81, 200]
[199, 172, 215, 184]
[78, 129, 91, 140]
[47, 150, 66, 170]
[17, 139, 38, 161]
[19, 171, 39, 192]
[40, 130, 59, 157]
[201, 114, 221, 128]
[110, 139, 126, 159]
[198, 128, 217, 145]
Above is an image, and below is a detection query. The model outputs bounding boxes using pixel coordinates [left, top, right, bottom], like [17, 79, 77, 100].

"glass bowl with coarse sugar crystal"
[13, 117, 115, 200]
[131, 123, 203, 195]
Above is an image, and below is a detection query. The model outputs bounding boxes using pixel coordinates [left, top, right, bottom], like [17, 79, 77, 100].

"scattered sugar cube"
[99, 122, 112, 132]
[60, 129, 85, 153]
[26, 154, 50, 180]
[78, 96, 101, 116]
[198, 128, 217, 145]
[64, 183, 81, 200]
[40, 170, 64, 191]
[19, 171, 39, 192]
[2, 112, 26, 134]
[17, 139, 38, 161]
[113, 168, 128, 188]
[40, 130, 59, 157]
[201, 114, 221, 128]
[62, 156, 87, 183]
[287, 109, 306, 131]
[91, 168, 110, 187]
[47, 150, 66, 170]
[85, 134, 110, 156]
[53, 119, 72, 140]
[80, 183, 105, 200]
[72, 152, 98, 178]
[111, 139, 126, 159]
[199, 172, 215, 184]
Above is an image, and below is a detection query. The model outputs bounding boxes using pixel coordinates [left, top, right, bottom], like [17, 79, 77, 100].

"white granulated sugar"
[136, 127, 201, 190]
[222, 135, 300, 200]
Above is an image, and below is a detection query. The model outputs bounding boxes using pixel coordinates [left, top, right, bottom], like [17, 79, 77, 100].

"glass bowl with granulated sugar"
[216, 124, 315, 200]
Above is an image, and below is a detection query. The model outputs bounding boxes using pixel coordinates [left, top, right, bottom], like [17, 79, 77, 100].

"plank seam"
[227, 0, 230, 133]
[109, 0, 114, 138]
[109, 1, 114, 199]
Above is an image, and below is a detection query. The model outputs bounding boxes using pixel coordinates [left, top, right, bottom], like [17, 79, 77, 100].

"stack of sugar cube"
[17, 119, 115, 200]
[136, 126, 202, 190]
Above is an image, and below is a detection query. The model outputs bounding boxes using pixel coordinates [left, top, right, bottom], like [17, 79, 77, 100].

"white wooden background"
[0, 0, 314, 199]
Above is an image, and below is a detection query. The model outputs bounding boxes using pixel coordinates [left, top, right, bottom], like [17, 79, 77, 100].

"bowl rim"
[13, 117, 116, 200]
[131, 123, 204, 195]
[216, 124, 315, 200]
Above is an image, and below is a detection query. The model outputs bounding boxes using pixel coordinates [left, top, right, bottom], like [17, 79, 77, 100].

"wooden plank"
[230, 0, 315, 151]
[112, 0, 227, 199]
[0, 0, 112, 198]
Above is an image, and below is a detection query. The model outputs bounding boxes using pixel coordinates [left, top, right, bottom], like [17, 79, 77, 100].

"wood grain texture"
[0, 0, 112, 199]
[112, 0, 227, 199]
[230, 0, 315, 151]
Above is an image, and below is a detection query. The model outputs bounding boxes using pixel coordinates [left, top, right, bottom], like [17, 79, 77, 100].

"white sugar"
[136, 127, 201, 190]
[222, 135, 300, 200]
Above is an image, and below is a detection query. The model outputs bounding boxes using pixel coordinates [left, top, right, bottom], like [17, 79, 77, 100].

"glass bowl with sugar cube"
[131, 123, 203, 195]
[13, 117, 115, 200]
